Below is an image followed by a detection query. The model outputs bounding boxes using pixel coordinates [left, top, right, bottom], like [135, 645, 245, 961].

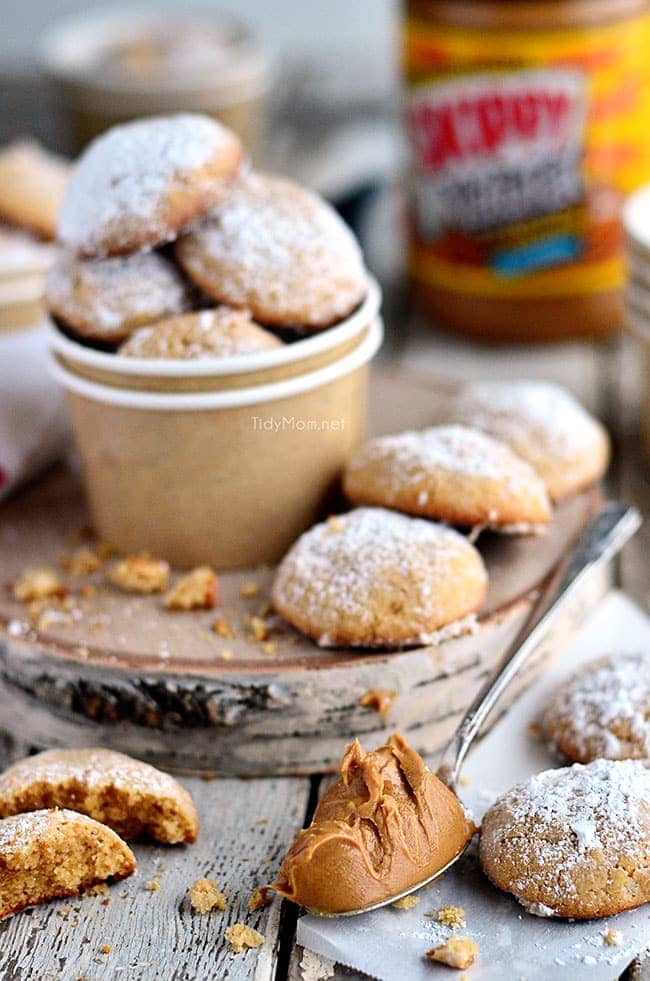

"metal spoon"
[330, 501, 641, 916]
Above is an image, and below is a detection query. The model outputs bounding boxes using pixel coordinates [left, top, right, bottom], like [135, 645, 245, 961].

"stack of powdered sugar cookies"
[46, 113, 369, 359]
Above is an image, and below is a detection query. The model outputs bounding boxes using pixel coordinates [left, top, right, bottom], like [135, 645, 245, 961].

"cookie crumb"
[240, 581, 260, 599]
[82, 883, 109, 897]
[604, 928, 623, 947]
[248, 886, 271, 911]
[437, 905, 466, 929]
[13, 568, 64, 603]
[189, 877, 227, 913]
[225, 923, 264, 954]
[212, 618, 236, 639]
[426, 937, 478, 970]
[58, 906, 71, 918]
[69, 547, 102, 576]
[100, 944, 111, 955]
[359, 689, 396, 715]
[164, 567, 219, 610]
[219, 648, 234, 661]
[393, 895, 419, 909]
[145, 876, 161, 893]
[249, 616, 268, 642]
[262, 641, 277, 656]
[108, 554, 169, 594]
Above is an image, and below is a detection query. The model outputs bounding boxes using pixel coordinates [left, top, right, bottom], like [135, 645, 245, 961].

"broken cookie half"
[0, 748, 199, 844]
[0, 808, 135, 919]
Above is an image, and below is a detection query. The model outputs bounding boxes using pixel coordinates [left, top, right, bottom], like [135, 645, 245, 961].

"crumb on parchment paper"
[426, 937, 478, 970]
[393, 895, 419, 909]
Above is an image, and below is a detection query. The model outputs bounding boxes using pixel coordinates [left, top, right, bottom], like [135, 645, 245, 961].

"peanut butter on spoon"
[273, 734, 474, 915]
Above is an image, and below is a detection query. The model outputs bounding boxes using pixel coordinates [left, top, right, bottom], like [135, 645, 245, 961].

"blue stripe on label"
[491, 235, 583, 277]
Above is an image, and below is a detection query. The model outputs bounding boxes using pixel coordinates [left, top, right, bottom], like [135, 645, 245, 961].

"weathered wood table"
[0, 311, 648, 981]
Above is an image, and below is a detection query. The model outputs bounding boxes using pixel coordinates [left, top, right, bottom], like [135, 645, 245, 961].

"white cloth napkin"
[0, 323, 70, 499]
[297, 591, 650, 981]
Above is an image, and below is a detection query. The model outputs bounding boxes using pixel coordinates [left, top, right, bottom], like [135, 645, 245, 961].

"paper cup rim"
[51, 317, 383, 411]
[47, 276, 381, 378]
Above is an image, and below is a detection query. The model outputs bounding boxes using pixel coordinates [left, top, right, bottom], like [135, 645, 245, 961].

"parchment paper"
[297, 591, 650, 980]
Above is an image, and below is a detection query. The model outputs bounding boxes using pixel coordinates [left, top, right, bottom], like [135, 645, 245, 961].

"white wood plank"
[0, 772, 311, 981]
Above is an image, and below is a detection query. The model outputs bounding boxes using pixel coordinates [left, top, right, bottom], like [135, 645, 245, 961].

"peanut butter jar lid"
[406, 0, 650, 30]
[41, 8, 272, 106]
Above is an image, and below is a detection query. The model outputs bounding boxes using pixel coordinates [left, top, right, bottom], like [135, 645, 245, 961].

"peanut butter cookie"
[58, 114, 244, 257]
[46, 251, 194, 345]
[0, 140, 69, 240]
[272, 507, 487, 648]
[119, 307, 282, 358]
[542, 653, 650, 763]
[176, 172, 367, 329]
[0, 748, 198, 843]
[0, 808, 135, 919]
[480, 759, 650, 919]
[343, 425, 551, 532]
[437, 380, 610, 502]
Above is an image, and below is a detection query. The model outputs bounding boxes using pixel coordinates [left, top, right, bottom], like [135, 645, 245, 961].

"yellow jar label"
[403, 13, 650, 298]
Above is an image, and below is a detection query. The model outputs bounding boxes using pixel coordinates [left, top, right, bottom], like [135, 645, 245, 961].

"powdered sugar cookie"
[0, 140, 69, 241]
[119, 307, 282, 358]
[0, 808, 135, 919]
[480, 759, 650, 919]
[58, 114, 244, 257]
[343, 425, 552, 532]
[542, 653, 650, 763]
[437, 380, 610, 502]
[46, 251, 194, 345]
[272, 507, 487, 648]
[0, 748, 198, 844]
[176, 172, 367, 329]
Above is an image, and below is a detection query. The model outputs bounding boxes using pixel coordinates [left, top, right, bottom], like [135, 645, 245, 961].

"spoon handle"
[437, 501, 642, 790]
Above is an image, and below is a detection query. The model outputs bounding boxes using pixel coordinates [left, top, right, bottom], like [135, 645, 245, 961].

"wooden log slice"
[0, 368, 607, 775]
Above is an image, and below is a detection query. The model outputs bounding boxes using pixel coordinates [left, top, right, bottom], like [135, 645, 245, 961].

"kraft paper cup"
[48, 278, 381, 393]
[40, 9, 271, 160]
[50, 312, 383, 570]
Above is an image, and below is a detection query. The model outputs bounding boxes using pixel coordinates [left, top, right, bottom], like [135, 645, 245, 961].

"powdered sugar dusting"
[437, 380, 609, 498]
[0, 747, 187, 801]
[273, 507, 486, 648]
[543, 653, 650, 761]
[59, 114, 239, 255]
[177, 172, 367, 327]
[46, 251, 193, 339]
[0, 808, 107, 854]
[119, 306, 282, 358]
[483, 759, 650, 914]
[344, 425, 550, 525]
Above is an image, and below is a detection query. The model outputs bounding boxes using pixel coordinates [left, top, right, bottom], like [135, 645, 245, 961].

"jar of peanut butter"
[402, 0, 650, 341]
